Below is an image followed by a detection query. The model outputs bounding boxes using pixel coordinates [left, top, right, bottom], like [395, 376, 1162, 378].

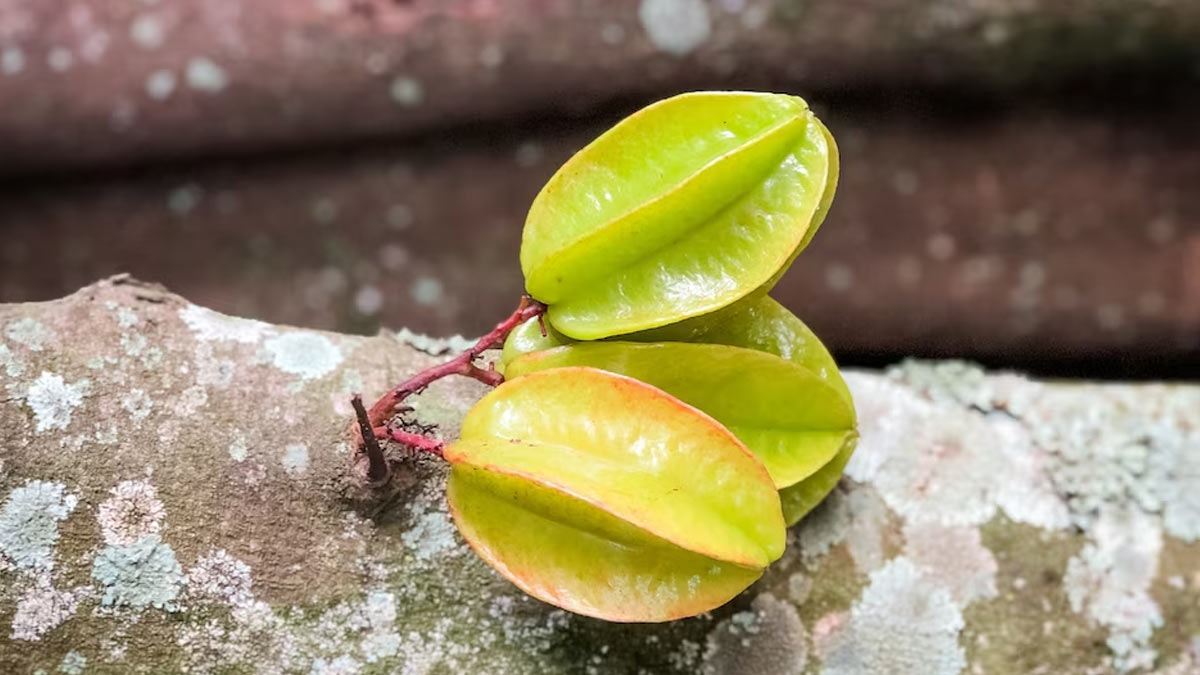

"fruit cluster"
[439, 92, 858, 622]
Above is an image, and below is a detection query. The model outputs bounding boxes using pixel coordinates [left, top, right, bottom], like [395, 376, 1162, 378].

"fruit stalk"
[351, 295, 547, 483]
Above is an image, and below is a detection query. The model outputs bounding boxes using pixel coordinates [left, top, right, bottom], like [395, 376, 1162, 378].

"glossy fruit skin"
[521, 91, 838, 340]
[502, 295, 857, 526]
[606, 294, 853, 405]
[445, 367, 785, 622]
[779, 435, 857, 524]
[503, 294, 852, 408]
[507, 343, 854, 491]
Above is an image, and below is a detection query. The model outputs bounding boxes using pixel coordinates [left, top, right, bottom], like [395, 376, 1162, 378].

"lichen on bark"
[0, 277, 1197, 674]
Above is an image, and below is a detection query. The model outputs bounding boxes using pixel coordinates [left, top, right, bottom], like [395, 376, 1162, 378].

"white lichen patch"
[870, 407, 1004, 526]
[26, 371, 88, 432]
[186, 57, 228, 92]
[409, 276, 444, 306]
[111, 303, 140, 328]
[146, 68, 176, 100]
[844, 371, 1069, 529]
[97, 479, 165, 546]
[179, 304, 272, 344]
[668, 638, 703, 671]
[361, 629, 402, 664]
[1035, 388, 1200, 540]
[393, 328, 474, 356]
[639, 0, 712, 56]
[175, 584, 447, 674]
[193, 342, 236, 389]
[842, 373, 936, 485]
[11, 575, 82, 641]
[187, 549, 254, 609]
[1022, 387, 1166, 529]
[159, 419, 182, 445]
[92, 535, 186, 611]
[848, 365, 1195, 669]
[265, 333, 342, 380]
[173, 384, 209, 416]
[121, 331, 164, 369]
[1, 343, 26, 376]
[281, 443, 310, 476]
[1064, 505, 1163, 671]
[6, 317, 52, 351]
[228, 435, 249, 462]
[887, 359, 996, 411]
[120, 388, 153, 423]
[1159, 434, 1200, 542]
[309, 655, 361, 674]
[401, 506, 463, 564]
[362, 589, 396, 627]
[987, 378, 1199, 666]
[1, 45, 24, 75]
[352, 283, 381, 314]
[987, 413, 1071, 530]
[819, 557, 966, 675]
[886, 362, 1195, 537]
[701, 593, 807, 675]
[129, 13, 166, 49]
[58, 650, 87, 674]
[389, 75, 424, 107]
[168, 184, 202, 214]
[360, 590, 402, 663]
[47, 46, 74, 72]
[0, 480, 78, 572]
[96, 425, 119, 444]
[797, 487, 889, 573]
[902, 522, 997, 605]
[787, 573, 813, 605]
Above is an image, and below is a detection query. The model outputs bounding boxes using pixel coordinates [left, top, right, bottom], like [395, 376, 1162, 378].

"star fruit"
[501, 295, 857, 525]
[445, 367, 786, 621]
[521, 91, 839, 340]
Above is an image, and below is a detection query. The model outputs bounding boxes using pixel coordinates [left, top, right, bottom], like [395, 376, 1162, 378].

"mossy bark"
[0, 278, 1196, 674]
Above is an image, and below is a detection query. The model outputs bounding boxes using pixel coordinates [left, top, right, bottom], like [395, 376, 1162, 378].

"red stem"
[352, 295, 546, 469]
[382, 427, 445, 456]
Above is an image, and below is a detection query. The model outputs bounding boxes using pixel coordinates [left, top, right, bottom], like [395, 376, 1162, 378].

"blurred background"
[1, 0, 1197, 379]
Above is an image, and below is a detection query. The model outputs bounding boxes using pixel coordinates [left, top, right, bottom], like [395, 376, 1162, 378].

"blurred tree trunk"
[1, 0, 1197, 175]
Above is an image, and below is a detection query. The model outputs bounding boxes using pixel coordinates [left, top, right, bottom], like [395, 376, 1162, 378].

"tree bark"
[0, 277, 1196, 674]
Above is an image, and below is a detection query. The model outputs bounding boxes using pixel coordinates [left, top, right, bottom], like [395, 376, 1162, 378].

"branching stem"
[351, 295, 546, 481]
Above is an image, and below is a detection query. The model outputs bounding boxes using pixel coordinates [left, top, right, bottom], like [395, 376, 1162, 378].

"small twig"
[360, 295, 545, 432]
[350, 295, 546, 482]
[351, 394, 391, 487]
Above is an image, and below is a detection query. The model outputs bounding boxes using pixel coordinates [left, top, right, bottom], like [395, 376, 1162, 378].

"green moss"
[796, 545, 868, 623]
[966, 518, 1107, 673]
[1149, 538, 1200, 668]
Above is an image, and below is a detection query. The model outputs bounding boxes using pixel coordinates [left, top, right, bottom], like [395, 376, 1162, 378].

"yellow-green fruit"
[506, 343, 856, 526]
[445, 367, 786, 622]
[521, 91, 838, 340]
[501, 295, 858, 525]
[779, 437, 857, 523]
